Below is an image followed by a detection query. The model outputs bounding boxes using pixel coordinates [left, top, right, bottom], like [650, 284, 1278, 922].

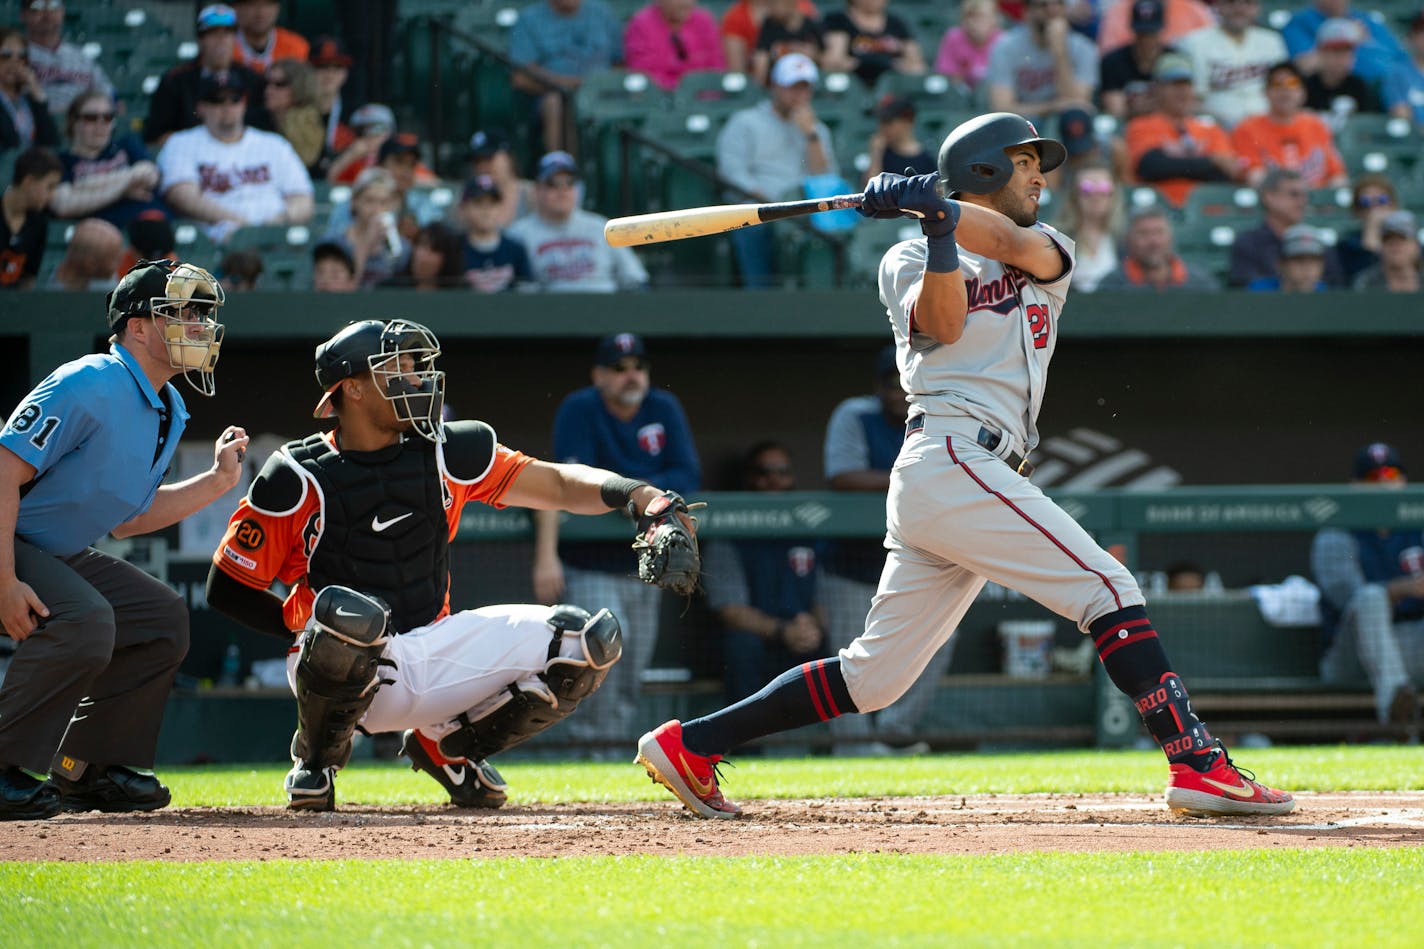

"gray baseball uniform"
[837, 226, 1144, 713]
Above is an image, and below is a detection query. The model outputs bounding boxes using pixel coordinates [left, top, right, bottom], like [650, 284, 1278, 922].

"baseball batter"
[638, 112, 1295, 820]
[205, 319, 698, 811]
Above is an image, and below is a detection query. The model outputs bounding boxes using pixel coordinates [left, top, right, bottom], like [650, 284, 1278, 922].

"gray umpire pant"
[0, 539, 189, 774]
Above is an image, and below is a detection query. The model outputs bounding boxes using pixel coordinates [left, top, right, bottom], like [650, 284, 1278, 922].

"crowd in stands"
[3, 0, 1424, 293]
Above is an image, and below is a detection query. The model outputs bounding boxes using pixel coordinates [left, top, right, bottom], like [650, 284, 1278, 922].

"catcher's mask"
[313, 319, 446, 443]
[106, 258, 226, 396]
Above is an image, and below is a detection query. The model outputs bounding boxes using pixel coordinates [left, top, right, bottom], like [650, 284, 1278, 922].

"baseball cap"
[196, 4, 237, 34]
[1130, 0, 1165, 34]
[770, 52, 819, 88]
[350, 102, 396, 135]
[127, 211, 175, 262]
[461, 174, 501, 202]
[1353, 442, 1406, 481]
[874, 94, 915, 123]
[1380, 209, 1418, 239]
[1316, 17, 1363, 49]
[594, 332, 646, 367]
[197, 71, 246, 102]
[468, 129, 511, 161]
[308, 35, 353, 68]
[536, 150, 580, 183]
[378, 132, 421, 162]
[1059, 107, 1095, 157]
[1280, 224, 1325, 258]
[1152, 52, 1194, 83]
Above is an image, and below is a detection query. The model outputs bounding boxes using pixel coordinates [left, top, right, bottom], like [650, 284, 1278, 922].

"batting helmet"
[313, 319, 446, 443]
[936, 113, 1067, 196]
[106, 258, 226, 396]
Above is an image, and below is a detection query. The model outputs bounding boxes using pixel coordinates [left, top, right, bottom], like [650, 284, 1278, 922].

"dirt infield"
[4, 792, 1423, 861]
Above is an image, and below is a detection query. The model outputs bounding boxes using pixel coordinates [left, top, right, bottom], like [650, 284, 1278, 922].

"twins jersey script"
[212, 421, 532, 634]
[879, 222, 1075, 454]
[156, 126, 312, 236]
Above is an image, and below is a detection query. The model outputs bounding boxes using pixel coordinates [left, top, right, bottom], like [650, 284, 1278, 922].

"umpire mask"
[108, 259, 226, 396]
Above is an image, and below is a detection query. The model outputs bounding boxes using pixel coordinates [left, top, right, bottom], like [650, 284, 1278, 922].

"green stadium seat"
[871, 71, 977, 118]
[1337, 113, 1424, 177]
[1178, 183, 1259, 228]
[172, 224, 221, 274]
[574, 70, 672, 214]
[671, 70, 765, 116]
[843, 218, 922, 288]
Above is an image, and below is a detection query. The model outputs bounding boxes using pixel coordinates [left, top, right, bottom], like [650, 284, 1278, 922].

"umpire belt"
[905, 414, 1034, 477]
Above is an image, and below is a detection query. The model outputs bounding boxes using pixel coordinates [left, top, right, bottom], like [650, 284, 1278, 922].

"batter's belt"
[905, 414, 1034, 477]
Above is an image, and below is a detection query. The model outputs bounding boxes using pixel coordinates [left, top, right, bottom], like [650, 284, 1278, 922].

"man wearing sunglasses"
[20, 0, 112, 118]
[1310, 443, 1424, 739]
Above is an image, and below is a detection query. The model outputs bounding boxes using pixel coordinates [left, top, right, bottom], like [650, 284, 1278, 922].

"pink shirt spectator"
[934, 25, 1001, 88]
[626, 1, 727, 90]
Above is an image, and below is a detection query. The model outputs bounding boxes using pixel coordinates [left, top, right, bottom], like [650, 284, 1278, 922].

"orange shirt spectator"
[721, 0, 818, 72]
[1230, 60, 1348, 190]
[232, 0, 311, 74]
[1125, 52, 1243, 206]
[1096, 0, 1213, 53]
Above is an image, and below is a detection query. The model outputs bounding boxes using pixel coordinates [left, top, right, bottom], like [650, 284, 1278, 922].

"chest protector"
[287, 433, 449, 633]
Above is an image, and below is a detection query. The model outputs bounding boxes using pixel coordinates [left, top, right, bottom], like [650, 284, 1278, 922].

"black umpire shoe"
[0, 765, 63, 821]
[51, 764, 172, 813]
[400, 730, 508, 809]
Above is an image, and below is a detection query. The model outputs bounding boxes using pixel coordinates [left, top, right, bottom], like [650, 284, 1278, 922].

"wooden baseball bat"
[604, 194, 864, 247]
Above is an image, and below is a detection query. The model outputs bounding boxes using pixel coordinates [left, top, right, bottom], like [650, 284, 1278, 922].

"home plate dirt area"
[4, 792, 1423, 861]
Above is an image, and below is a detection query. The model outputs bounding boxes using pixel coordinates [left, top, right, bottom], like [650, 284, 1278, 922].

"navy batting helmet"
[936, 113, 1067, 196]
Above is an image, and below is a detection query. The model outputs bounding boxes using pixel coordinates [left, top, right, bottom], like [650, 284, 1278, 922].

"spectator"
[1176, 0, 1287, 129]
[1099, 0, 1172, 122]
[1095, 205, 1219, 290]
[321, 165, 407, 289]
[1227, 167, 1345, 288]
[1124, 52, 1244, 207]
[1310, 442, 1424, 735]
[704, 440, 827, 705]
[1335, 172, 1398, 282]
[625, 0, 726, 91]
[322, 132, 442, 243]
[1353, 210, 1422, 292]
[47, 217, 122, 291]
[218, 247, 263, 290]
[821, 0, 925, 88]
[143, 4, 271, 149]
[1096, 0, 1212, 53]
[232, 0, 310, 74]
[721, 0, 820, 75]
[820, 346, 935, 756]
[933, 0, 1003, 93]
[862, 94, 934, 182]
[381, 221, 466, 291]
[1384, 13, 1424, 129]
[715, 52, 836, 288]
[1057, 161, 1123, 292]
[51, 90, 164, 230]
[263, 57, 324, 174]
[307, 35, 355, 176]
[21, 0, 112, 118]
[326, 101, 394, 184]
[509, 0, 623, 153]
[751, 0, 827, 86]
[0, 146, 61, 290]
[457, 174, 533, 293]
[984, 0, 1097, 124]
[1303, 18, 1383, 119]
[120, 209, 174, 273]
[467, 129, 533, 228]
[1231, 61, 1349, 190]
[533, 332, 701, 750]
[1165, 561, 1207, 592]
[310, 238, 356, 291]
[1246, 223, 1330, 291]
[156, 72, 314, 243]
[1283, 0, 1408, 85]
[0, 26, 60, 154]
[509, 151, 648, 292]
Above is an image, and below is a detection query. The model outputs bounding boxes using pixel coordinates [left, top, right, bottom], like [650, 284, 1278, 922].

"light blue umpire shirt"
[2, 342, 189, 558]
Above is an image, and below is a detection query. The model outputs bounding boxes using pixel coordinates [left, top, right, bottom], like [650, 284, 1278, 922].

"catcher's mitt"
[629, 490, 703, 596]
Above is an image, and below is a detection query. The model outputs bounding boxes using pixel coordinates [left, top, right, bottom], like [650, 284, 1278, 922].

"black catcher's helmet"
[313, 319, 446, 443]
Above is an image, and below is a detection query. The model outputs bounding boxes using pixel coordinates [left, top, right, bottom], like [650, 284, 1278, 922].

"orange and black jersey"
[212, 420, 533, 635]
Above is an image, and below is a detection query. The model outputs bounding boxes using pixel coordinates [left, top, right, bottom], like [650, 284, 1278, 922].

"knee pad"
[293, 586, 391, 769]
[437, 606, 622, 761]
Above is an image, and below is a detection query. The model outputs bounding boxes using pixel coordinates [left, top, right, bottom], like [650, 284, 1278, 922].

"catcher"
[204, 318, 700, 811]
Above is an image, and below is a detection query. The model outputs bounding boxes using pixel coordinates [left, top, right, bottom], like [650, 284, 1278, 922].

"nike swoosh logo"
[1202, 776, 1255, 798]
[371, 512, 414, 532]
[677, 752, 716, 798]
[334, 607, 361, 617]
[442, 764, 467, 786]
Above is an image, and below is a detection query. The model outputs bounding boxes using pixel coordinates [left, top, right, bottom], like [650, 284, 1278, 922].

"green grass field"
[4, 746, 1422, 948]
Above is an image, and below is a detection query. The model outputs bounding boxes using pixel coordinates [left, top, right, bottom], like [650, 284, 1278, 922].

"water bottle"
[218, 642, 242, 687]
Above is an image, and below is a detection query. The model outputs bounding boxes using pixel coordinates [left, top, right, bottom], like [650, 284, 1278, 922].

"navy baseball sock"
[681, 657, 858, 756]
[1090, 606, 1220, 772]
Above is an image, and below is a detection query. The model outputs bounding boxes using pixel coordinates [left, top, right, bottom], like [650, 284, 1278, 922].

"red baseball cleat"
[636, 720, 740, 820]
[1166, 744, 1295, 817]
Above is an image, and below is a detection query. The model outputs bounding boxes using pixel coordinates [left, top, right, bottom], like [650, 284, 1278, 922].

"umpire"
[0, 259, 247, 821]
